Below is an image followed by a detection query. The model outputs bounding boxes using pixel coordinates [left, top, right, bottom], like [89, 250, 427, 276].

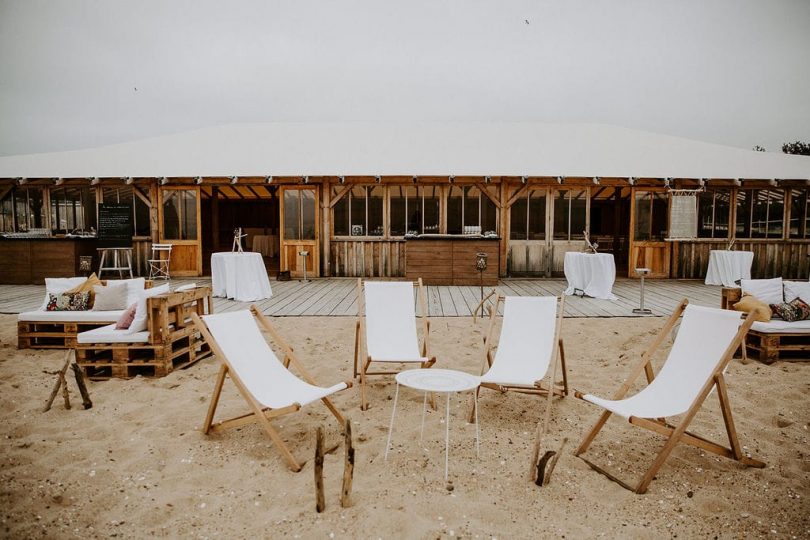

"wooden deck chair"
[470, 295, 568, 480]
[574, 300, 765, 494]
[192, 306, 352, 472]
[354, 278, 435, 411]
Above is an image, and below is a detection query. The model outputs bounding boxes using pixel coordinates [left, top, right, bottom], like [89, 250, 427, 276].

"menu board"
[97, 203, 133, 248]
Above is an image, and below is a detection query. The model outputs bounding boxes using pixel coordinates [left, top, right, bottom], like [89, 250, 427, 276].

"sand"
[0, 313, 808, 539]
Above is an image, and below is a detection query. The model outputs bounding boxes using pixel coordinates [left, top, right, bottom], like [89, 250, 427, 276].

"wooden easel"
[43, 350, 93, 412]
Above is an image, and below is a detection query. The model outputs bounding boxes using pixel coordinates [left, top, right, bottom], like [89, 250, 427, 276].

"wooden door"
[158, 186, 202, 277]
[629, 188, 670, 278]
[280, 186, 320, 278]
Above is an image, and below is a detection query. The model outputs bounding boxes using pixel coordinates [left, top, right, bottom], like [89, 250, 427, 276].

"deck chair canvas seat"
[575, 301, 765, 494]
[355, 279, 435, 410]
[193, 307, 351, 471]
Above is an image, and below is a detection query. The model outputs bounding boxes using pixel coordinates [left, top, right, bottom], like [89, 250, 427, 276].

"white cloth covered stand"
[563, 252, 617, 300]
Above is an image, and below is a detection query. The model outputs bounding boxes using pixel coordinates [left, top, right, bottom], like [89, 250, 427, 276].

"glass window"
[50, 186, 97, 234]
[554, 189, 587, 241]
[283, 188, 316, 241]
[736, 189, 784, 239]
[422, 186, 440, 234]
[0, 188, 12, 232]
[447, 186, 497, 235]
[510, 188, 546, 240]
[789, 189, 810, 239]
[332, 185, 383, 237]
[162, 189, 197, 240]
[7, 186, 47, 232]
[389, 185, 415, 236]
[633, 191, 668, 241]
[697, 189, 731, 239]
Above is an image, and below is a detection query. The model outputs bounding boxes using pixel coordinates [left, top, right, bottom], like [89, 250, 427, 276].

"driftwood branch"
[340, 418, 355, 508]
[71, 362, 93, 409]
[43, 351, 72, 412]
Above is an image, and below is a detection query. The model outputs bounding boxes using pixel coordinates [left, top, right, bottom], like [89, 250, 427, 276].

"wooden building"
[1, 123, 809, 283]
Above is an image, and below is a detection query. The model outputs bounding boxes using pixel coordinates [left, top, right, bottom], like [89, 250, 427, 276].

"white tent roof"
[0, 122, 808, 180]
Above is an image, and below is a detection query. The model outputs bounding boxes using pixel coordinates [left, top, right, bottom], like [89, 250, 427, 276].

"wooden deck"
[0, 277, 723, 317]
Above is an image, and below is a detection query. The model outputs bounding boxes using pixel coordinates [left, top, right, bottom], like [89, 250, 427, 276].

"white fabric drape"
[211, 252, 273, 302]
[563, 252, 617, 300]
[704, 250, 753, 287]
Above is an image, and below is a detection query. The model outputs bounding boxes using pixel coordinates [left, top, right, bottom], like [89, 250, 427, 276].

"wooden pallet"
[18, 320, 114, 349]
[76, 286, 214, 380]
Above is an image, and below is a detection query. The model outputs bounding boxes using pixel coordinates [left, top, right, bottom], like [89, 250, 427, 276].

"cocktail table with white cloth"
[704, 250, 754, 287]
[251, 234, 278, 257]
[210, 252, 273, 302]
[384, 368, 480, 481]
[563, 252, 617, 300]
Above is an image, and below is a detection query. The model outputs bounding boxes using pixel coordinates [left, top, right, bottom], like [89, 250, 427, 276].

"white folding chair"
[148, 243, 172, 280]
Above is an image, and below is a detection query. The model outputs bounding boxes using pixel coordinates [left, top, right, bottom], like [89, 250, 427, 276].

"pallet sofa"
[17, 278, 153, 349]
[76, 285, 214, 379]
[721, 280, 810, 364]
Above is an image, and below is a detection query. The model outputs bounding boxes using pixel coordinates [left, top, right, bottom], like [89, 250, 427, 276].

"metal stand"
[475, 252, 489, 300]
[298, 250, 309, 282]
[633, 267, 652, 314]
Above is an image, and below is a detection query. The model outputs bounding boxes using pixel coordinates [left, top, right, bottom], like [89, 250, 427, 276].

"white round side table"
[384, 368, 481, 481]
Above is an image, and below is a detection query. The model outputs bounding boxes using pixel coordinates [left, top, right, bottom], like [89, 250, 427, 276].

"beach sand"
[0, 313, 807, 538]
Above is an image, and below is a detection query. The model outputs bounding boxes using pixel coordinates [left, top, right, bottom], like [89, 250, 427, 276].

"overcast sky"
[0, 0, 808, 157]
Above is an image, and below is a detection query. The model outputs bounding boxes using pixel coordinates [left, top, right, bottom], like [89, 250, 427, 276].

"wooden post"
[315, 427, 325, 513]
[211, 185, 219, 252]
[71, 362, 93, 409]
[498, 179, 508, 277]
[340, 418, 355, 508]
[322, 180, 332, 277]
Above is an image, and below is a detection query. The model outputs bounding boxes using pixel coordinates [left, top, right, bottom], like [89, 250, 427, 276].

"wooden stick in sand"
[71, 362, 93, 409]
[315, 427, 325, 513]
[340, 418, 355, 508]
[43, 351, 72, 412]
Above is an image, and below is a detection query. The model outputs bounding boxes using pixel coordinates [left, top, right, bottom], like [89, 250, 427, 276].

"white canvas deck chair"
[355, 279, 435, 410]
[192, 306, 352, 472]
[472, 295, 568, 480]
[574, 300, 765, 494]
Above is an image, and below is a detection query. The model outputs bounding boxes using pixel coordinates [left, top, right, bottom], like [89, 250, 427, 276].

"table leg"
[384, 382, 400, 461]
[474, 389, 480, 458]
[420, 391, 428, 445]
[445, 392, 450, 482]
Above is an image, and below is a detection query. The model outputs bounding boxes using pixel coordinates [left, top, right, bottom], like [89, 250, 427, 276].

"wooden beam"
[506, 184, 530, 208]
[474, 182, 501, 207]
[329, 185, 352, 208]
[133, 185, 151, 208]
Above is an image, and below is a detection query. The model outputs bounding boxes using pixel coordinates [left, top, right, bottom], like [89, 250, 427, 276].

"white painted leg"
[445, 392, 450, 482]
[384, 382, 400, 461]
[420, 391, 428, 445]
[474, 388, 480, 458]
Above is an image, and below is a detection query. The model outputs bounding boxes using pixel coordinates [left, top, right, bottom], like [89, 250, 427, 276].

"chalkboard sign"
[98, 203, 133, 248]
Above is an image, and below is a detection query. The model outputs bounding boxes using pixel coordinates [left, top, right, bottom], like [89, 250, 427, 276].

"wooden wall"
[330, 240, 405, 277]
[405, 238, 499, 285]
[507, 240, 549, 276]
[672, 240, 810, 279]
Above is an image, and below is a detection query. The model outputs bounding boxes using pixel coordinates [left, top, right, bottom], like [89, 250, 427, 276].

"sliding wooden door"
[158, 186, 202, 277]
[280, 186, 320, 278]
[629, 188, 670, 277]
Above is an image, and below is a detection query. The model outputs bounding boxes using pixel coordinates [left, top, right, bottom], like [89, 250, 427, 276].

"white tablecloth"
[704, 250, 753, 287]
[252, 235, 277, 257]
[563, 252, 617, 300]
[211, 252, 273, 302]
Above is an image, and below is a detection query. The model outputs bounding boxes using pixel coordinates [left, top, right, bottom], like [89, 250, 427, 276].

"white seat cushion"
[77, 323, 150, 344]
[783, 281, 810, 303]
[18, 310, 125, 323]
[751, 319, 810, 334]
[741, 278, 783, 305]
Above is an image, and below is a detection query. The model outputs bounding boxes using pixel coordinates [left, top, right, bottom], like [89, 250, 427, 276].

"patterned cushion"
[45, 292, 91, 311]
[65, 272, 103, 308]
[770, 298, 810, 322]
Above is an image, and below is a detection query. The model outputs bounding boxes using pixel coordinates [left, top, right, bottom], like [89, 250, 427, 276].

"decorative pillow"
[740, 278, 783, 305]
[127, 284, 171, 334]
[65, 272, 103, 308]
[733, 294, 772, 322]
[772, 297, 810, 322]
[783, 281, 810, 303]
[92, 282, 129, 311]
[770, 301, 798, 322]
[45, 292, 91, 311]
[104, 278, 147, 307]
[115, 303, 138, 330]
[40, 277, 87, 310]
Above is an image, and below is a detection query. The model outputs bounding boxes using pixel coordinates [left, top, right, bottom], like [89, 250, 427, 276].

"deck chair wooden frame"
[192, 305, 352, 472]
[574, 299, 765, 494]
[469, 294, 568, 481]
[354, 278, 436, 411]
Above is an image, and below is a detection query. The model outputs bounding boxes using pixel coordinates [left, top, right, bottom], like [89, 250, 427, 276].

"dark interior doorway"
[589, 186, 631, 274]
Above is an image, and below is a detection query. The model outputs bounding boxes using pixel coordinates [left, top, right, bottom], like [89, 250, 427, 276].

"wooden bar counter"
[405, 235, 500, 286]
[0, 237, 97, 284]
